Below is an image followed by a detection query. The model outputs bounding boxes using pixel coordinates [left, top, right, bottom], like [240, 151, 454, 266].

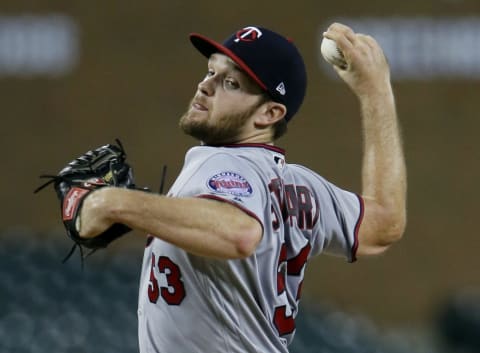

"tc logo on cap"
[234, 26, 263, 43]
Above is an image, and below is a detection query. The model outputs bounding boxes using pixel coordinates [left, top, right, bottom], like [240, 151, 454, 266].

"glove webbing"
[33, 139, 127, 194]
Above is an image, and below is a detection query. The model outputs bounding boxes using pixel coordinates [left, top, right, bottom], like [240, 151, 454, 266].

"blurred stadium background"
[1, 0, 480, 352]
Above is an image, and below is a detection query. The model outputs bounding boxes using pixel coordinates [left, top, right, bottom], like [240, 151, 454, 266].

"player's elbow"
[381, 218, 406, 246]
[232, 219, 263, 258]
[357, 202, 406, 256]
[386, 205, 407, 242]
[375, 210, 407, 249]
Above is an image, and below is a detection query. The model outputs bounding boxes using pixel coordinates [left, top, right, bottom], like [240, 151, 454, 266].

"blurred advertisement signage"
[320, 17, 480, 80]
[0, 14, 78, 77]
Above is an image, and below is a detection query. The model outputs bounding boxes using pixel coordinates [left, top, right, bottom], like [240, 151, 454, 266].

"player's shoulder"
[184, 146, 265, 178]
[284, 163, 335, 189]
[287, 163, 320, 178]
[187, 145, 276, 163]
[186, 145, 249, 163]
[186, 145, 279, 185]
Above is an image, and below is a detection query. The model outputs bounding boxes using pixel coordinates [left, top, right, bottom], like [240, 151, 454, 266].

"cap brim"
[189, 33, 267, 91]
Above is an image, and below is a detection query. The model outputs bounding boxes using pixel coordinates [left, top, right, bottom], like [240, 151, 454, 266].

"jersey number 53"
[148, 253, 186, 305]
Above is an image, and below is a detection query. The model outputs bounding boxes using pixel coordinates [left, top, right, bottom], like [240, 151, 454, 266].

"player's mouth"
[192, 102, 208, 111]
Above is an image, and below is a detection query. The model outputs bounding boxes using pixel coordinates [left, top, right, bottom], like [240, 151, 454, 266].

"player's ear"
[254, 102, 287, 128]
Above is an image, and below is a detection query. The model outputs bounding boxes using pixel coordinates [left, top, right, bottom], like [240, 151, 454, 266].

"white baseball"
[320, 37, 346, 68]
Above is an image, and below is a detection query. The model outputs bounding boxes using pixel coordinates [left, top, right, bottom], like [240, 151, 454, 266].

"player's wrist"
[357, 84, 395, 110]
[78, 187, 114, 238]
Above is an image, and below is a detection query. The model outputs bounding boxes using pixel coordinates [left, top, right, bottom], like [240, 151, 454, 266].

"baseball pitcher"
[41, 23, 406, 353]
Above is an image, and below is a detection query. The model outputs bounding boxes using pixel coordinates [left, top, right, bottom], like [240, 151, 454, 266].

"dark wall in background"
[2, 0, 479, 328]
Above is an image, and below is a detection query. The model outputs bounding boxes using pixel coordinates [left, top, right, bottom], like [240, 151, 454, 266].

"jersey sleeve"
[311, 176, 364, 262]
[176, 152, 267, 229]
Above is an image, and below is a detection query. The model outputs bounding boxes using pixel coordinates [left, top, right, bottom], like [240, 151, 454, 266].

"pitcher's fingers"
[326, 22, 357, 46]
[356, 34, 379, 50]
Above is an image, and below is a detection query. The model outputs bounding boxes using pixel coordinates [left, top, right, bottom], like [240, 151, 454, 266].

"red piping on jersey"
[207, 143, 285, 155]
[351, 194, 365, 262]
[196, 194, 264, 234]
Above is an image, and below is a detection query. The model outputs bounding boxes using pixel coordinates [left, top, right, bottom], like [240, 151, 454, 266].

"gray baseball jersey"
[138, 144, 364, 353]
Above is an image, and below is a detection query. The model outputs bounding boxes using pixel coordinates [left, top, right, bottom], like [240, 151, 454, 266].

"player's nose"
[198, 76, 215, 97]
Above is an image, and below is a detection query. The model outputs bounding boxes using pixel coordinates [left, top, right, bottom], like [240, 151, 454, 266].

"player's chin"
[180, 112, 207, 135]
[180, 108, 208, 125]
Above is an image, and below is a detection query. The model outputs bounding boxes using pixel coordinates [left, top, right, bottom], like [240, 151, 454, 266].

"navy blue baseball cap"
[190, 26, 307, 122]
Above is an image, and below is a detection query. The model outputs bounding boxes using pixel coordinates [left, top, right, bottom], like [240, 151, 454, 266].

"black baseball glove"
[35, 139, 136, 259]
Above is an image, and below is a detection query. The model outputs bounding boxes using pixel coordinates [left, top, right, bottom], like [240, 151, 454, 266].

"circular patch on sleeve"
[207, 172, 253, 197]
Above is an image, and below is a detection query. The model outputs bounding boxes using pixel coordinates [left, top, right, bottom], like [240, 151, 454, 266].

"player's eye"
[205, 69, 215, 78]
[224, 78, 239, 89]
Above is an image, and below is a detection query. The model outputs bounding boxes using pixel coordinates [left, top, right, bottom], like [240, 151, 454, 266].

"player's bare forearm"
[359, 87, 407, 245]
[78, 187, 262, 259]
[361, 89, 404, 200]
[326, 23, 407, 255]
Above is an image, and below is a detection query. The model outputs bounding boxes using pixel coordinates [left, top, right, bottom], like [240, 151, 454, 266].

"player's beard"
[179, 99, 260, 145]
